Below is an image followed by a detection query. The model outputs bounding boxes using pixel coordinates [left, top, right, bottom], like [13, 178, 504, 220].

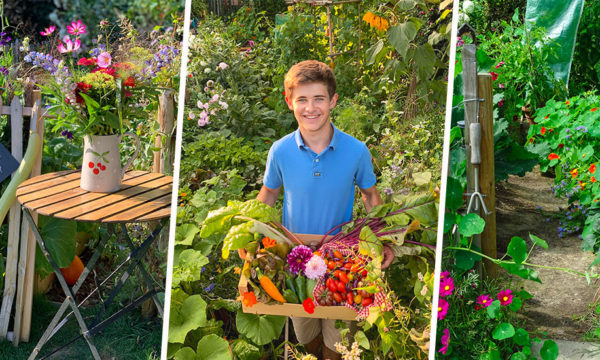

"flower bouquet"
[24, 19, 179, 191]
[201, 198, 436, 320]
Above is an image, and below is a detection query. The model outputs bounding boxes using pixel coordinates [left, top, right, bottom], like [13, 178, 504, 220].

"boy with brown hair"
[255, 60, 393, 358]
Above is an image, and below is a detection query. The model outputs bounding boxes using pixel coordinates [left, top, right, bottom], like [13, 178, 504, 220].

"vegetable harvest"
[257, 269, 286, 303]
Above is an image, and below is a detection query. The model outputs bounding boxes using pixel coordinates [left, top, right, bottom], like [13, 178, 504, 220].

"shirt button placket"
[313, 155, 321, 177]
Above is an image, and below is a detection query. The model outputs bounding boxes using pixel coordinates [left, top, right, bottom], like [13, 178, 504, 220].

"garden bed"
[496, 167, 599, 341]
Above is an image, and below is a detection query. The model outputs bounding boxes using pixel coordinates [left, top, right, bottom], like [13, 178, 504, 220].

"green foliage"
[569, 0, 600, 94]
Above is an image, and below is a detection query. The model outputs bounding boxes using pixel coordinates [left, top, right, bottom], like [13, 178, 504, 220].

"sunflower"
[362, 11, 390, 32]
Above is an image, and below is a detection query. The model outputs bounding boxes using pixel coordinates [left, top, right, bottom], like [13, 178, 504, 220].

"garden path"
[495, 166, 599, 342]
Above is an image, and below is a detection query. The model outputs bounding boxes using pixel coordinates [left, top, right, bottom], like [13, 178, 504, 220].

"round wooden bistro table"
[16, 170, 172, 360]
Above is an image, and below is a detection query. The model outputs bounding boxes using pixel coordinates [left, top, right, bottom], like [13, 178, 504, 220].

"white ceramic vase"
[80, 132, 140, 193]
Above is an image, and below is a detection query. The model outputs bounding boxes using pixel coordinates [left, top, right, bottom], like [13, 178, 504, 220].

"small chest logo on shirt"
[313, 172, 321, 177]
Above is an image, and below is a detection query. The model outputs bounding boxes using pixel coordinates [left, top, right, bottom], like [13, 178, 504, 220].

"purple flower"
[287, 245, 313, 275]
[456, 36, 464, 47]
[439, 328, 449, 354]
[61, 130, 73, 139]
[204, 283, 215, 292]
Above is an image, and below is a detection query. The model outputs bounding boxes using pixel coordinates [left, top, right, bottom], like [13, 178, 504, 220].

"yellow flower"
[363, 11, 389, 32]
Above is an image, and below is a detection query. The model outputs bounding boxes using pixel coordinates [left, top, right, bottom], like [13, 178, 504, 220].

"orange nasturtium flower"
[242, 291, 257, 307]
[592, 108, 598, 112]
[579, 181, 587, 190]
[592, 177, 597, 183]
[590, 163, 597, 174]
[541, 127, 546, 135]
[234, 266, 241, 275]
[262, 237, 277, 249]
[571, 168, 579, 178]
[548, 153, 559, 161]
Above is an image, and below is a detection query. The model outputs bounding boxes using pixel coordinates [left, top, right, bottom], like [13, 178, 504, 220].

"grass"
[0, 295, 162, 359]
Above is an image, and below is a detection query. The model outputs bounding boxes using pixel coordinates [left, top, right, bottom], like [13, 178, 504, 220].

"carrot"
[256, 268, 286, 303]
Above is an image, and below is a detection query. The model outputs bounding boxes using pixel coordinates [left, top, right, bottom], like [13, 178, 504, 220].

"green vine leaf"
[235, 311, 286, 346]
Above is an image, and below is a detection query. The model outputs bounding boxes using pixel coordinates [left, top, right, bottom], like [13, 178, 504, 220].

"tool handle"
[470, 122, 481, 165]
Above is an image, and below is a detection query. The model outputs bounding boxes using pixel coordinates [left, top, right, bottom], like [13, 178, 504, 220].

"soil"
[495, 166, 600, 341]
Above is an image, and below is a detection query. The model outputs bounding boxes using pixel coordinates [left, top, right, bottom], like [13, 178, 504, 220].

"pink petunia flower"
[490, 71, 498, 81]
[97, 52, 112, 68]
[40, 26, 56, 36]
[57, 36, 81, 53]
[67, 20, 87, 35]
[499, 83, 505, 89]
[498, 289, 513, 306]
[495, 61, 504, 68]
[439, 328, 449, 354]
[498, 99, 504, 107]
[477, 294, 492, 308]
[440, 277, 454, 297]
[437, 298, 449, 320]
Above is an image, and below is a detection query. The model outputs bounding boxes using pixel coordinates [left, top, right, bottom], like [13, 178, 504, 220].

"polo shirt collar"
[295, 122, 340, 151]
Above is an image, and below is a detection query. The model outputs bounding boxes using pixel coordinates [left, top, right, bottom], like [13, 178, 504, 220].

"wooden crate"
[238, 233, 358, 320]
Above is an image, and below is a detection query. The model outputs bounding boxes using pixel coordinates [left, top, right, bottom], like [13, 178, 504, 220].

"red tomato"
[338, 272, 348, 284]
[333, 250, 344, 260]
[362, 297, 373, 307]
[327, 280, 337, 293]
[361, 269, 368, 277]
[334, 270, 342, 279]
[346, 292, 353, 304]
[344, 262, 352, 270]
[336, 281, 346, 293]
[333, 292, 343, 303]
[327, 260, 336, 270]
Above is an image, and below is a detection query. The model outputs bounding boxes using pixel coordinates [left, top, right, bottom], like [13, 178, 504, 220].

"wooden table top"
[16, 170, 173, 223]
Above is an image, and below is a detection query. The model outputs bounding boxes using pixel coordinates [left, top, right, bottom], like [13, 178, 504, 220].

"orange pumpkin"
[60, 255, 84, 286]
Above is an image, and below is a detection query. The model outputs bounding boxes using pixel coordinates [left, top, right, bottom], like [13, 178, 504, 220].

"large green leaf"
[454, 248, 481, 270]
[366, 39, 385, 65]
[197, 334, 232, 360]
[387, 22, 417, 58]
[458, 213, 485, 237]
[38, 216, 77, 268]
[358, 226, 383, 258]
[513, 327, 530, 346]
[507, 237, 527, 264]
[492, 323, 515, 340]
[235, 311, 286, 345]
[231, 339, 261, 360]
[175, 223, 200, 246]
[172, 347, 196, 360]
[500, 263, 542, 283]
[169, 290, 208, 343]
[539, 340, 559, 360]
[445, 176, 464, 211]
[172, 249, 209, 286]
[413, 43, 437, 81]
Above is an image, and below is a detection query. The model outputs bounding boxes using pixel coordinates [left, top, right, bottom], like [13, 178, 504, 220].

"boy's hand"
[381, 244, 395, 269]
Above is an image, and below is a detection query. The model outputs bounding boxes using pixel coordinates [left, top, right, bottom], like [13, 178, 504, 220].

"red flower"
[592, 177, 597, 183]
[571, 168, 579, 178]
[592, 108, 598, 112]
[77, 57, 97, 66]
[541, 127, 546, 135]
[544, 114, 549, 119]
[566, 100, 570, 105]
[548, 153, 559, 161]
[92, 67, 116, 77]
[124, 91, 133, 98]
[303, 298, 315, 314]
[282, 90, 286, 96]
[113, 62, 134, 70]
[490, 71, 498, 81]
[529, 138, 534, 144]
[123, 76, 136, 87]
[242, 292, 257, 307]
[76, 82, 92, 93]
[558, 143, 564, 149]
[590, 163, 597, 174]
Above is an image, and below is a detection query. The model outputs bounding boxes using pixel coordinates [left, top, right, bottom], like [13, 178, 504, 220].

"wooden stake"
[153, 90, 175, 175]
[478, 74, 497, 277]
[0, 97, 23, 339]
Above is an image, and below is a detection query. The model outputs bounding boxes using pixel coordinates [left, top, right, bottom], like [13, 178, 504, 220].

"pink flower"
[439, 328, 449, 354]
[97, 52, 112, 68]
[40, 26, 56, 36]
[439, 277, 454, 297]
[499, 83, 505, 89]
[57, 36, 81, 53]
[498, 289, 513, 306]
[490, 71, 498, 81]
[495, 61, 504, 68]
[437, 298, 449, 320]
[457, 36, 464, 47]
[67, 20, 87, 35]
[477, 294, 492, 307]
[498, 99, 504, 107]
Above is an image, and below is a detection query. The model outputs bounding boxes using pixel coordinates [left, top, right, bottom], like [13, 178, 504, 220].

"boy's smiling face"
[286, 82, 338, 136]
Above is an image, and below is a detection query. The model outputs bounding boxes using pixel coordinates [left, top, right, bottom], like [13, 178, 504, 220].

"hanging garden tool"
[466, 121, 491, 215]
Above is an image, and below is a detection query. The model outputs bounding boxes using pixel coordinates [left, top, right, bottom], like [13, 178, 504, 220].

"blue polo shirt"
[263, 123, 376, 235]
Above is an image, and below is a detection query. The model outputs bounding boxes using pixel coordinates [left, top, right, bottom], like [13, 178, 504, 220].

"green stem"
[445, 246, 590, 278]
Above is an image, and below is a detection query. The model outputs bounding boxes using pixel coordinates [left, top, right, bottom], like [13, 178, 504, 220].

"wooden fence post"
[0, 96, 23, 339]
[153, 89, 175, 175]
[478, 74, 497, 277]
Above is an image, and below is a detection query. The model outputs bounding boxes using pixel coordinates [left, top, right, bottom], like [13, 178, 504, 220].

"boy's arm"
[257, 184, 280, 206]
[359, 185, 383, 212]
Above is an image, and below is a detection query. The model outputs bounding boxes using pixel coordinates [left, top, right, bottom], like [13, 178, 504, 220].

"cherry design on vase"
[88, 161, 107, 175]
